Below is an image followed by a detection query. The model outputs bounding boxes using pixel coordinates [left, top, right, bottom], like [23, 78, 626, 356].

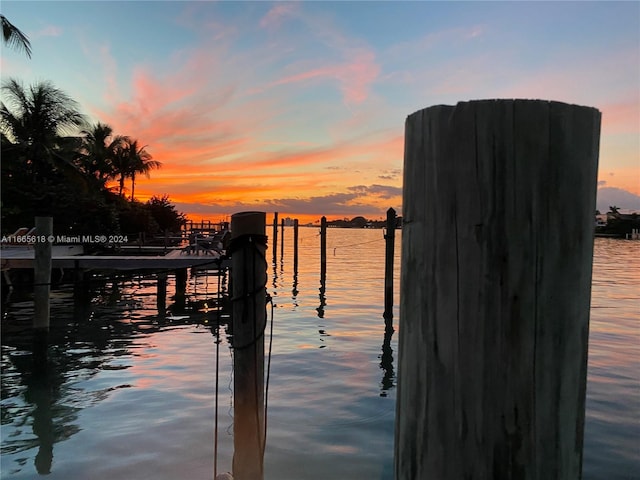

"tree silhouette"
[111, 138, 161, 200]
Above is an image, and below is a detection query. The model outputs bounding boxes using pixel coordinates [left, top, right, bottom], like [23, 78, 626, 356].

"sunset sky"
[2, 1, 639, 223]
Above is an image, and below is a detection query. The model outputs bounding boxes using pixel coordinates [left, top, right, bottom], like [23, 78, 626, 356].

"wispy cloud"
[260, 2, 299, 30]
[32, 25, 62, 39]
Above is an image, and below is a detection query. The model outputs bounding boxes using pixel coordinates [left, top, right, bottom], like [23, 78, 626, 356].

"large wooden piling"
[383, 207, 396, 326]
[231, 211, 267, 480]
[33, 217, 53, 330]
[395, 100, 601, 479]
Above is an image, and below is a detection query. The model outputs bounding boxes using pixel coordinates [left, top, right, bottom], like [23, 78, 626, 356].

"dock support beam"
[395, 100, 601, 479]
[231, 211, 267, 480]
[174, 268, 187, 310]
[157, 272, 167, 316]
[34, 216, 53, 331]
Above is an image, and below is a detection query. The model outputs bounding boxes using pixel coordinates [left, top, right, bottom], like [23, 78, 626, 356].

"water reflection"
[379, 325, 395, 397]
[316, 267, 326, 319]
[1, 269, 231, 477]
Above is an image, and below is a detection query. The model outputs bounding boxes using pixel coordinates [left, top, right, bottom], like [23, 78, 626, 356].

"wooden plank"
[1, 253, 229, 270]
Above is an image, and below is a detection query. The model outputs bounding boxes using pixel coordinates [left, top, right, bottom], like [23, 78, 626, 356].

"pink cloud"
[257, 48, 379, 105]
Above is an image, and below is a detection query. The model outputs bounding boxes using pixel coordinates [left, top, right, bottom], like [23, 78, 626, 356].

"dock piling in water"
[395, 99, 601, 479]
[231, 211, 267, 480]
[272, 212, 278, 265]
[33, 216, 53, 331]
[383, 207, 396, 327]
[293, 219, 299, 276]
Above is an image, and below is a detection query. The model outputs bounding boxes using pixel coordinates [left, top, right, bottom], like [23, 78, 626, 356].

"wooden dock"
[0, 245, 230, 271]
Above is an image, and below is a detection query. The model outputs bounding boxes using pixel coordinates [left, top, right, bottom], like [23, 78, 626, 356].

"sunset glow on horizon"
[2, 1, 639, 222]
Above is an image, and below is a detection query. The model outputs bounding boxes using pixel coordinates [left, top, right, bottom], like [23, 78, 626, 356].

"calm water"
[1, 232, 638, 479]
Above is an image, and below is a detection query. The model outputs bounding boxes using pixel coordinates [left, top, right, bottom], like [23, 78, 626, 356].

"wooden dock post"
[320, 216, 327, 281]
[280, 218, 284, 262]
[317, 216, 327, 318]
[34, 217, 53, 331]
[293, 219, 299, 275]
[157, 272, 167, 316]
[73, 264, 91, 316]
[272, 212, 278, 264]
[231, 211, 267, 480]
[383, 207, 396, 327]
[395, 100, 601, 479]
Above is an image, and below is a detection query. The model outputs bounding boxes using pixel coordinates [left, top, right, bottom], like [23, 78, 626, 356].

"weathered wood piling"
[383, 207, 396, 326]
[33, 216, 53, 331]
[156, 272, 167, 316]
[231, 211, 267, 480]
[395, 100, 601, 479]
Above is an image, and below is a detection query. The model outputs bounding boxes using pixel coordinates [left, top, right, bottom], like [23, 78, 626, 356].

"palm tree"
[78, 122, 125, 189]
[111, 137, 161, 201]
[1, 78, 86, 216]
[1, 14, 31, 58]
[0, 78, 86, 179]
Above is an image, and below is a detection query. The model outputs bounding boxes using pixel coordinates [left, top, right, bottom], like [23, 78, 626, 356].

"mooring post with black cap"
[230, 211, 267, 480]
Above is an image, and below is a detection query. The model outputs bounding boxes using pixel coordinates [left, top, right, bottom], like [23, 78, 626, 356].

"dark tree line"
[1, 78, 184, 238]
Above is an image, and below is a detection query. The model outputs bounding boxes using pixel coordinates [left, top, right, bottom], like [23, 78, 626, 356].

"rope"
[263, 294, 274, 456]
[330, 237, 382, 256]
[214, 322, 220, 478]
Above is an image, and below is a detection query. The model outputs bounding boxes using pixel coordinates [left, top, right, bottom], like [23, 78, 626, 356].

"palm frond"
[1, 15, 32, 58]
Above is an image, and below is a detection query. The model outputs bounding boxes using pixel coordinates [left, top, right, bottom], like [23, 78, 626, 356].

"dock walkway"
[0, 245, 229, 271]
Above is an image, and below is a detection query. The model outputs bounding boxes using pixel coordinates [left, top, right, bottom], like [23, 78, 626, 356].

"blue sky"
[2, 1, 639, 220]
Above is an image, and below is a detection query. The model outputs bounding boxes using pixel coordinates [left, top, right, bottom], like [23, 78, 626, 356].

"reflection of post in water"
[379, 326, 395, 397]
[316, 274, 326, 318]
[73, 266, 92, 319]
[280, 218, 284, 268]
[271, 258, 279, 294]
[29, 330, 54, 474]
[272, 211, 278, 265]
[173, 268, 187, 311]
